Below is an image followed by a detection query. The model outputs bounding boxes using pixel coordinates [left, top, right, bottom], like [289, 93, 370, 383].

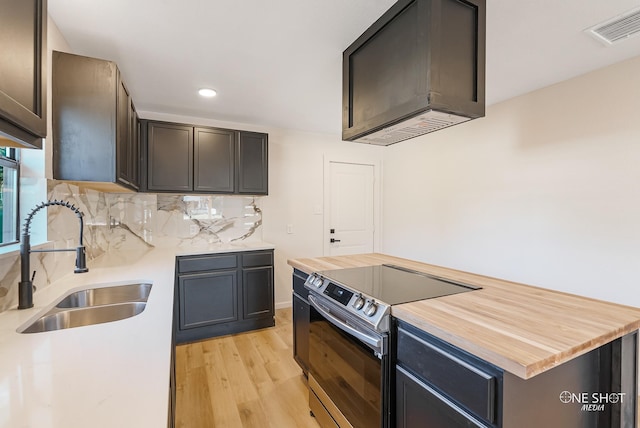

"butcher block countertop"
[288, 253, 640, 380]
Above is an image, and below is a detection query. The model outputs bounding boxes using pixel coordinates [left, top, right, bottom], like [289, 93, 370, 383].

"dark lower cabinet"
[169, 302, 177, 428]
[397, 366, 486, 428]
[395, 320, 638, 428]
[396, 321, 502, 428]
[243, 266, 274, 319]
[292, 269, 310, 374]
[178, 270, 238, 329]
[175, 250, 274, 344]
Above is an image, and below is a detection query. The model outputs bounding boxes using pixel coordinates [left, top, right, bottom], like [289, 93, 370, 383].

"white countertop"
[0, 242, 274, 428]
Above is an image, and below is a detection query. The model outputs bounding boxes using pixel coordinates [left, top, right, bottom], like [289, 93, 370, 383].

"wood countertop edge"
[288, 254, 640, 380]
[391, 304, 640, 380]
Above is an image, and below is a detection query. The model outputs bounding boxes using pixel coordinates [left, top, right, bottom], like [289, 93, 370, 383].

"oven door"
[308, 293, 389, 428]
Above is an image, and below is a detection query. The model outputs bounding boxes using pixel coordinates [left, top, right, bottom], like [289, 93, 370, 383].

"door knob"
[330, 238, 341, 243]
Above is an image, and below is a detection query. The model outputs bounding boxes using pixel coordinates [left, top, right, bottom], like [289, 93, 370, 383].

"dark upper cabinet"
[238, 131, 268, 195]
[142, 120, 268, 195]
[116, 82, 140, 190]
[0, 0, 47, 148]
[194, 127, 235, 193]
[146, 122, 193, 192]
[52, 51, 140, 191]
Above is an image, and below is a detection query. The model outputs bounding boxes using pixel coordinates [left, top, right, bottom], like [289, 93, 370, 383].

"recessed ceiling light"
[198, 88, 217, 97]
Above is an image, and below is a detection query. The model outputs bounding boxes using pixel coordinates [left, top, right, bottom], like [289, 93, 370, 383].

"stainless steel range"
[304, 264, 480, 428]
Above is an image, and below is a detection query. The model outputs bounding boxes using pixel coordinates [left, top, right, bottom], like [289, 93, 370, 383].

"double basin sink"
[18, 282, 152, 334]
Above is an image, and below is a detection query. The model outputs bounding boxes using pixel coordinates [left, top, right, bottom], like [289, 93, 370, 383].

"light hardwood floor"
[175, 308, 319, 428]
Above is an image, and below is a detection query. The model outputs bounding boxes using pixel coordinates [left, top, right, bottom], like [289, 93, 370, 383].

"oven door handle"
[308, 295, 383, 353]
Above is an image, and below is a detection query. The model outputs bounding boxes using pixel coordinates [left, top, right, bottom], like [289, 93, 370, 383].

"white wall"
[382, 55, 640, 307]
[261, 129, 383, 308]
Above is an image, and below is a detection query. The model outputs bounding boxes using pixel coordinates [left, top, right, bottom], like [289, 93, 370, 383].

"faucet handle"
[74, 246, 89, 273]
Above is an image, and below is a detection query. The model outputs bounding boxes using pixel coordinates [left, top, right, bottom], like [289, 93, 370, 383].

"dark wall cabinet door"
[146, 122, 193, 192]
[194, 127, 235, 193]
[0, 0, 47, 148]
[238, 131, 268, 195]
[178, 270, 238, 330]
[116, 80, 139, 189]
[52, 51, 139, 190]
[130, 102, 140, 188]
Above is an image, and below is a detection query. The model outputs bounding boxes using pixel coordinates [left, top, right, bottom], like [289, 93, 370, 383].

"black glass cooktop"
[318, 264, 480, 306]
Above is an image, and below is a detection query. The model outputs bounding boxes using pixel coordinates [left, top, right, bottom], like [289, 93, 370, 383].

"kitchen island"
[0, 242, 273, 428]
[289, 253, 640, 427]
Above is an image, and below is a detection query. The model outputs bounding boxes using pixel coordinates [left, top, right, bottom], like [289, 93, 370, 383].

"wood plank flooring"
[175, 308, 319, 428]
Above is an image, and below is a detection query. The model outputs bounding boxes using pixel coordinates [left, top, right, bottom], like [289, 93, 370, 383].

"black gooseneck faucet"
[18, 200, 89, 310]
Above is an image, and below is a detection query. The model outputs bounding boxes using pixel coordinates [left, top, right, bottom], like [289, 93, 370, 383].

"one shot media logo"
[559, 391, 626, 412]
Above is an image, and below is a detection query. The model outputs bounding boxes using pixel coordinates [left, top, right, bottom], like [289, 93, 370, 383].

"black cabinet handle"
[330, 238, 341, 243]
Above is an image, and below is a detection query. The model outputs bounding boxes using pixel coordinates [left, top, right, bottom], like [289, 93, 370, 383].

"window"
[0, 147, 19, 246]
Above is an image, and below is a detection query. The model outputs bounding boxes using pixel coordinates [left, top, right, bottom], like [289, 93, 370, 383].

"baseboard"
[276, 300, 292, 310]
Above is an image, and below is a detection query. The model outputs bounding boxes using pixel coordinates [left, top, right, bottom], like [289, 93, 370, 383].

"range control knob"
[364, 301, 378, 317]
[313, 276, 323, 287]
[352, 295, 366, 310]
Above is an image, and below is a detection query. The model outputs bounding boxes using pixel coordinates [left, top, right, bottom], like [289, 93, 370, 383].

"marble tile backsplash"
[0, 181, 263, 312]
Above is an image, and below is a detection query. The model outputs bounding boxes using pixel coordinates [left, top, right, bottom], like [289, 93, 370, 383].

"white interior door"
[325, 161, 375, 256]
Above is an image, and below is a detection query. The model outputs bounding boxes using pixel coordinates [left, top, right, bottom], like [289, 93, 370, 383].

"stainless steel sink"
[56, 283, 152, 308]
[20, 302, 147, 333]
[18, 282, 153, 334]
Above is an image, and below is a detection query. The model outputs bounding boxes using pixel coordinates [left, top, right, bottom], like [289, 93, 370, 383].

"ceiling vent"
[586, 6, 640, 45]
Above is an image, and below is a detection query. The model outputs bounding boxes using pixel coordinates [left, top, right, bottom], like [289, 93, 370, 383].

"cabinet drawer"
[396, 366, 488, 428]
[397, 325, 500, 424]
[242, 251, 273, 268]
[177, 254, 237, 273]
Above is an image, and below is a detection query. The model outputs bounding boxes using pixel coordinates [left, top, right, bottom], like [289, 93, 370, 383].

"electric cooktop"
[318, 264, 480, 306]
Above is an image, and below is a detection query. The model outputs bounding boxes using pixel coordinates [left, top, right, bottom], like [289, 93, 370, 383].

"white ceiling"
[48, 0, 640, 135]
